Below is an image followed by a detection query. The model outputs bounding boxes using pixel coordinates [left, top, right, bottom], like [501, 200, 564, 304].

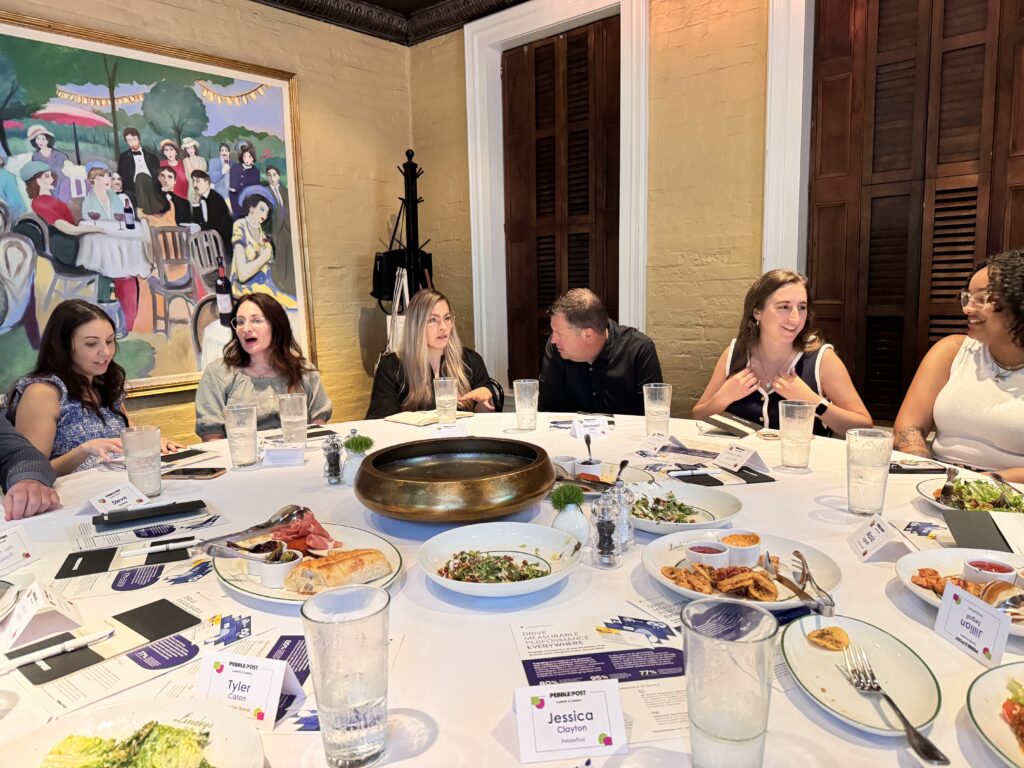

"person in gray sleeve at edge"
[1, 417, 60, 522]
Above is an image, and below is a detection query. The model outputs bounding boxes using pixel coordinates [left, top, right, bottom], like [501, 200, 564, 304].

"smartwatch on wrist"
[815, 397, 831, 419]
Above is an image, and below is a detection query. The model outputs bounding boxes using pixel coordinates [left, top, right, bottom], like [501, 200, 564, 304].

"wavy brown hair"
[983, 250, 1024, 349]
[222, 293, 311, 390]
[7, 300, 128, 424]
[732, 269, 821, 367]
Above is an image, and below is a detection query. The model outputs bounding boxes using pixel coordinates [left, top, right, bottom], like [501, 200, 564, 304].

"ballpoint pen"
[0, 628, 115, 675]
[121, 539, 196, 558]
[668, 468, 722, 477]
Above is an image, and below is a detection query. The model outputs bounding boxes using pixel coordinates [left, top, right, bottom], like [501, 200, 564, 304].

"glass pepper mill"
[323, 434, 342, 485]
[589, 490, 621, 569]
[614, 481, 636, 554]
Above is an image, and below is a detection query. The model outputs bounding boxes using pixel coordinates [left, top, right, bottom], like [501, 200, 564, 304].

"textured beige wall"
[0, 0, 411, 441]
[647, 0, 768, 410]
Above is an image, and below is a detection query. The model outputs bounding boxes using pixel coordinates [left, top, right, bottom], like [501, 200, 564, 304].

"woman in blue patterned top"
[6, 300, 182, 475]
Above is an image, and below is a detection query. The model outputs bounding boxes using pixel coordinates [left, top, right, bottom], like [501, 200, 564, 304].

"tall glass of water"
[682, 598, 778, 768]
[224, 403, 258, 467]
[847, 428, 893, 515]
[513, 379, 539, 430]
[277, 393, 307, 446]
[433, 377, 457, 424]
[779, 400, 816, 469]
[643, 383, 672, 437]
[121, 426, 162, 497]
[302, 586, 390, 767]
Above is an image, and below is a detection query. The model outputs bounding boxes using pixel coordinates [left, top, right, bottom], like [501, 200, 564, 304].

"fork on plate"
[841, 645, 949, 765]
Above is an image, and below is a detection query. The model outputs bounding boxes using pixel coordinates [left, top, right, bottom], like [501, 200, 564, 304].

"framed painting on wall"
[0, 11, 312, 397]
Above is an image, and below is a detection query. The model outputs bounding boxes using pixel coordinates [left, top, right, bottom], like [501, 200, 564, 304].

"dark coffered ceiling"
[251, 0, 529, 45]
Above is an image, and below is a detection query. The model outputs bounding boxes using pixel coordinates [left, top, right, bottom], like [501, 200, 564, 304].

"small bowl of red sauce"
[686, 542, 729, 567]
[963, 558, 1016, 585]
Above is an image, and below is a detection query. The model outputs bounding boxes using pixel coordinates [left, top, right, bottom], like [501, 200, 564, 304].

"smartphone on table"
[162, 466, 226, 480]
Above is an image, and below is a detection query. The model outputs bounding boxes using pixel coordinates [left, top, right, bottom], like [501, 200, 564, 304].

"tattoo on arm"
[894, 426, 930, 455]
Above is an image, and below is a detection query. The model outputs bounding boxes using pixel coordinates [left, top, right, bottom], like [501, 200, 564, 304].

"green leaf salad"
[631, 491, 707, 523]
[41, 721, 216, 768]
[938, 479, 1024, 512]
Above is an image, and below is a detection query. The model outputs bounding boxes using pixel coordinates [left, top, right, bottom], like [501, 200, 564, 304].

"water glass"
[121, 425, 161, 497]
[433, 377, 457, 424]
[277, 392, 307, 446]
[847, 428, 893, 515]
[302, 586, 390, 767]
[681, 598, 778, 768]
[643, 383, 672, 437]
[224, 403, 258, 467]
[779, 400, 816, 469]
[513, 378, 539, 430]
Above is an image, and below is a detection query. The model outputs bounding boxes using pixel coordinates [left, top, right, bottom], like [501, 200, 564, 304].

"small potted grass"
[550, 483, 589, 544]
[342, 434, 374, 485]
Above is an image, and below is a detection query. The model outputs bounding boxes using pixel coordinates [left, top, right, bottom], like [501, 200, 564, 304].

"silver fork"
[842, 646, 949, 765]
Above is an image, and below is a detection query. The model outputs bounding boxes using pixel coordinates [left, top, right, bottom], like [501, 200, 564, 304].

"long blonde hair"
[400, 290, 471, 410]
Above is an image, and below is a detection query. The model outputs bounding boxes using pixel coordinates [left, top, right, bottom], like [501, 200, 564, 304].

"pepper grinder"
[614, 481, 636, 554]
[589, 491, 621, 569]
[323, 434, 342, 485]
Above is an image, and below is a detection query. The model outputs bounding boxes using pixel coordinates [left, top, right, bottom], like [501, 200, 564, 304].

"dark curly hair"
[984, 249, 1024, 348]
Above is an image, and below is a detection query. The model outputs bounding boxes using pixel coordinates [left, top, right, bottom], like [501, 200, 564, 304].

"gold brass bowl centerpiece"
[353, 437, 556, 523]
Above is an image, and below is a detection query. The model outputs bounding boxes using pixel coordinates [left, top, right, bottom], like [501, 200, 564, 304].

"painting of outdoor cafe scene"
[0, 20, 306, 393]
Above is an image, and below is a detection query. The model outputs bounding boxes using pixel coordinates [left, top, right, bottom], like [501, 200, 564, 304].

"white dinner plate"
[915, 475, 1022, 514]
[628, 481, 742, 534]
[641, 529, 841, 611]
[894, 548, 1024, 638]
[781, 614, 941, 736]
[968, 661, 1024, 767]
[214, 524, 402, 604]
[1, 698, 263, 766]
[418, 522, 583, 597]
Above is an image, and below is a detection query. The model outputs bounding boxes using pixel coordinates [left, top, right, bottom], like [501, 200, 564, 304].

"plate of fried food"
[641, 529, 841, 611]
[781, 615, 941, 736]
[628, 482, 742, 534]
[967, 660, 1024, 767]
[895, 548, 1024, 637]
[214, 520, 401, 604]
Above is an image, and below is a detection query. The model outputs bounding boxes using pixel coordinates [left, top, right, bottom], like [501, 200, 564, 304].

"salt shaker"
[589, 491, 621, 569]
[614, 481, 636, 554]
[323, 434, 342, 485]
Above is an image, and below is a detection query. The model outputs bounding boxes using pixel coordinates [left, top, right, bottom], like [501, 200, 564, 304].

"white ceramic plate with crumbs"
[781, 614, 941, 736]
[2, 698, 263, 767]
[214, 523, 402, 604]
[915, 474, 1023, 514]
[894, 547, 1024, 639]
[627, 481, 742, 534]
[641, 529, 841, 611]
[968, 660, 1024, 767]
[418, 521, 583, 597]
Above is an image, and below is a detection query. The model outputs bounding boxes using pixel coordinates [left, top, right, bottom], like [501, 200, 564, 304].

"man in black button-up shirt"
[539, 289, 663, 416]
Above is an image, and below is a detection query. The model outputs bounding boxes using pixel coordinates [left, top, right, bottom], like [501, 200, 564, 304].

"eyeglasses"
[426, 314, 456, 327]
[960, 289, 992, 309]
[230, 315, 267, 328]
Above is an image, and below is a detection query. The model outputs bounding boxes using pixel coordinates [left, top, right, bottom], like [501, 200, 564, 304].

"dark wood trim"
[250, 0, 528, 45]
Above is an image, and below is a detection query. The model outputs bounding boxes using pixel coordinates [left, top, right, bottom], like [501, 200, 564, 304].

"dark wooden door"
[808, 0, 1002, 421]
[502, 16, 620, 382]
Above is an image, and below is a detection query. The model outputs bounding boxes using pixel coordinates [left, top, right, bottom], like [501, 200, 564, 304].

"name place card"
[89, 483, 150, 515]
[196, 650, 303, 730]
[432, 422, 468, 438]
[846, 515, 910, 562]
[713, 444, 769, 473]
[571, 416, 610, 440]
[513, 679, 627, 763]
[0, 526, 36, 577]
[934, 584, 1010, 667]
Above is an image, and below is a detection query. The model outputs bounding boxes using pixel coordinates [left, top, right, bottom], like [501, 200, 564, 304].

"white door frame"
[464, 0, 649, 387]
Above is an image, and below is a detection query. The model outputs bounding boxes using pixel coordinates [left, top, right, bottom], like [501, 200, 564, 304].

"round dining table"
[0, 413, 1016, 766]
[76, 219, 153, 279]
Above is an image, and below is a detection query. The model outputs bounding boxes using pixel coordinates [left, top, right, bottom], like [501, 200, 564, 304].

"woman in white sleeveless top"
[894, 251, 1024, 481]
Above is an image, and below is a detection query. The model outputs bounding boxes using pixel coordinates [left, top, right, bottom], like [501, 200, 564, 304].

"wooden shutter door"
[989, 0, 1024, 250]
[502, 17, 620, 382]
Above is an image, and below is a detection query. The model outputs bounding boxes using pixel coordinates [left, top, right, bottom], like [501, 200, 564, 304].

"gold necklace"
[751, 354, 792, 391]
[991, 350, 1024, 373]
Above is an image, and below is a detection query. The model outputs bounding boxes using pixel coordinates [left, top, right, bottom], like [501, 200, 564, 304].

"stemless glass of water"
[643, 383, 672, 437]
[779, 400, 816, 469]
[433, 377, 457, 424]
[682, 598, 778, 768]
[277, 392, 307, 446]
[847, 428, 893, 515]
[513, 378, 539, 430]
[224, 403, 258, 467]
[302, 586, 390, 768]
[121, 426, 162, 497]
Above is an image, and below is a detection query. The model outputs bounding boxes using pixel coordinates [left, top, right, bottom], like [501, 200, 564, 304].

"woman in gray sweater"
[195, 293, 331, 439]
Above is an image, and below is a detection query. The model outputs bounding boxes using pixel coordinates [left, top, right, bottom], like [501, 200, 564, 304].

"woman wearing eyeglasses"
[894, 251, 1024, 480]
[194, 293, 331, 439]
[366, 289, 496, 419]
[693, 269, 872, 436]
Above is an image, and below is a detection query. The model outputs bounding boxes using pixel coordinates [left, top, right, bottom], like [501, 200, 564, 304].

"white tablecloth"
[0, 414, 1014, 766]
[76, 219, 152, 278]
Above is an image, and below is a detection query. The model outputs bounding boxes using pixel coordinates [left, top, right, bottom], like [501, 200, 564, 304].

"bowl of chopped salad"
[918, 476, 1024, 514]
[628, 482, 743, 535]
[418, 522, 584, 597]
[967, 661, 1024, 767]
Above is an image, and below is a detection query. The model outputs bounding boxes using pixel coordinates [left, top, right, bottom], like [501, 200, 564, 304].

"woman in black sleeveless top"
[692, 270, 872, 437]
